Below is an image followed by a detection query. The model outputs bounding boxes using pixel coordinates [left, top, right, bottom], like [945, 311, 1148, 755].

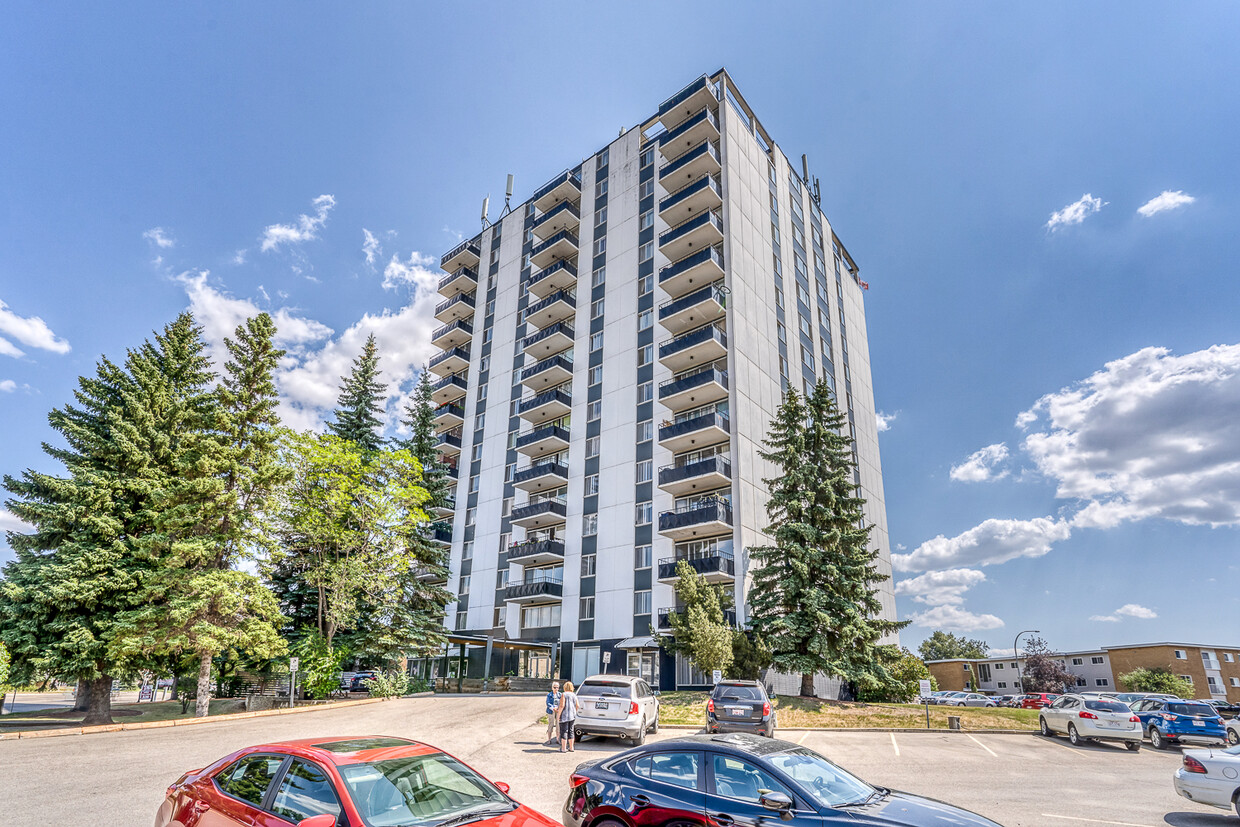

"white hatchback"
[1173, 745, 1240, 815]
[571, 674, 660, 744]
[1039, 694, 1142, 750]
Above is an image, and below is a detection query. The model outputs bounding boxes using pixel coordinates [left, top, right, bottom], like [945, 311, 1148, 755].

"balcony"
[515, 423, 570, 458]
[659, 324, 727, 373]
[518, 387, 572, 425]
[431, 319, 473, 350]
[522, 320, 575, 360]
[510, 498, 568, 530]
[659, 366, 729, 411]
[659, 410, 730, 453]
[659, 140, 721, 187]
[527, 259, 578, 300]
[440, 238, 480, 273]
[414, 565, 448, 584]
[658, 552, 735, 583]
[658, 175, 722, 225]
[507, 539, 566, 566]
[657, 76, 720, 132]
[532, 170, 582, 214]
[435, 430, 463, 457]
[431, 373, 469, 405]
[658, 281, 727, 335]
[504, 574, 564, 604]
[660, 246, 725, 299]
[429, 346, 470, 377]
[524, 289, 576, 329]
[658, 107, 720, 162]
[657, 607, 736, 632]
[530, 229, 579, 270]
[658, 499, 734, 541]
[659, 210, 724, 262]
[430, 495, 456, 517]
[433, 401, 465, 431]
[429, 522, 453, 546]
[658, 454, 732, 497]
[521, 354, 574, 390]
[438, 266, 478, 299]
[443, 462, 459, 480]
[532, 201, 581, 240]
[434, 292, 476, 324]
[512, 460, 570, 493]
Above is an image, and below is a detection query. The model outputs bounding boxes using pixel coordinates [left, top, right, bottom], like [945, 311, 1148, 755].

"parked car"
[1130, 698, 1227, 749]
[992, 694, 1016, 708]
[1173, 745, 1240, 816]
[348, 670, 377, 692]
[563, 732, 1002, 827]
[1202, 698, 1240, 718]
[1226, 716, 1240, 746]
[1019, 693, 1061, 709]
[572, 674, 660, 745]
[707, 680, 777, 737]
[933, 691, 969, 705]
[1038, 694, 1142, 750]
[949, 693, 997, 708]
[154, 736, 550, 827]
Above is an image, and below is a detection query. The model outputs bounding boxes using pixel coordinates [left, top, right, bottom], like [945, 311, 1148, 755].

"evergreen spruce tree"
[748, 383, 907, 698]
[326, 334, 386, 453]
[397, 368, 450, 510]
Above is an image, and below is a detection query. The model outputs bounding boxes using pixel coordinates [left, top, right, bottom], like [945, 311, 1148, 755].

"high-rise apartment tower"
[426, 69, 896, 691]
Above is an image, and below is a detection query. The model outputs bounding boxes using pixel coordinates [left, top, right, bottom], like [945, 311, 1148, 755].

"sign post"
[289, 657, 300, 709]
[602, 651, 611, 674]
[919, 679, 933, 728]
[712, 670, 722, 685]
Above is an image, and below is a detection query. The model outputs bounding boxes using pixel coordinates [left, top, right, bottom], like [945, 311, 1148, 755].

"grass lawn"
[0, 698, 252, 730]
[656, 692, 1039, 731]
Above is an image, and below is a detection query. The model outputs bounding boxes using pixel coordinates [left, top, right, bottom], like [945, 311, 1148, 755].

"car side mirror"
[759, 791, 793, 819]
[297, 816, 337, 827]
[494, 782, 511, 794]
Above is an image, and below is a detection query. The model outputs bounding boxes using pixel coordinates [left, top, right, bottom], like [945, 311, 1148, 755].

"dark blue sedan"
[562, 732, 1001, 827]
[1130, 697, 1227, 748]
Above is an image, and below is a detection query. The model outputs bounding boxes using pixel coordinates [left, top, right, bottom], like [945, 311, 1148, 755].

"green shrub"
[364, 670, 410, 698]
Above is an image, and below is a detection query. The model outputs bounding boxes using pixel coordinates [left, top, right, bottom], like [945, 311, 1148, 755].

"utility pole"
[1014, 629, 1040, 692]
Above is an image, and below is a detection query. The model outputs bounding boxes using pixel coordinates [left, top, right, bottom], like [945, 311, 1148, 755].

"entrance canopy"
[616, 636, 658, 650]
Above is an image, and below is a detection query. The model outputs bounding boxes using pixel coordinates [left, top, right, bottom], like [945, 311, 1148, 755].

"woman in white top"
[555, 680, 580, 752]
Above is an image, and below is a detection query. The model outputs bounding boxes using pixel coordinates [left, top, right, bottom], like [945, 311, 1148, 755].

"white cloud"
[260, 194, 336, 253]
[1015, 408, 1039, 429]
[382, 252, 438, 292]
[0, 379, 16, 392]
[1046, 193, 1106, 231]
[363, 229, 381, 266]
[950, 442, 1010, 482]
[895, 568, 987, 606]
[0, 339, 23, 358]
[876, 410, 896, 432]
[893, 516, 1071, 572]
[1137, 190, 1195, 218]
[1090, 603, 1158, 623]
[0, 507, 32, 535]
[232, 249, 248, 265]
[143, 227, 175, 248]
[908, 604, 1005, 632]
[0, 299, 71, 356]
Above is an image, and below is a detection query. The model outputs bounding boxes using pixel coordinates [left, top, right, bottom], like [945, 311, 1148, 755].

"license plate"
[1100, 721, 1124, 729]
[729, 707, 748, 716]
[1193, 719, 1204, 726]
[595, 701, 608, 710]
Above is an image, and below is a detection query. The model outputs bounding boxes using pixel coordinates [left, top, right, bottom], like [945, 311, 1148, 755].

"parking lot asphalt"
[0, 694, 1231, 827]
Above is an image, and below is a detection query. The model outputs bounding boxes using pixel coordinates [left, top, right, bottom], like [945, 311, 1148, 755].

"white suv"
[572, 675, 660, 744]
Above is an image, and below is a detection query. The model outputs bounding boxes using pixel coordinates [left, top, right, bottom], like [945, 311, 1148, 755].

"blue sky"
[2, 2, 1238, 656]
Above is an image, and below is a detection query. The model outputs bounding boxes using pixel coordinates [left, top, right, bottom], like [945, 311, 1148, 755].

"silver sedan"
[950, 693, 998, 708]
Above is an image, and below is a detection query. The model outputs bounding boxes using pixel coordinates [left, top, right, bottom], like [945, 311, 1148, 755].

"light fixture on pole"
[1014, 629, 1040, 692]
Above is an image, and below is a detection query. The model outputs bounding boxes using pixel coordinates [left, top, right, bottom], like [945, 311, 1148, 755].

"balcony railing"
[533, 170, 582, 205]
[659, 366, 728, 400]
[511, 498, 568, 522]
[660, 246, 725, 285]
[429, 346, 470, 371]
[525, 289, 577, 318]
[518, 387, 572, 416]
[658, 552, 735, 581]
[658, 607, 735, 630]
[659, 281, 727, 321]
[434, 401, 465, 421]
[433, 373, 469, 394]
[434, 292, 476, 317]
[527, 259, 578, 291]
[658, 107, 719, 149]
[440, 238, 480, 269]
[659, 455, 732, 487]
[436, 431, 463, 450]
[512, 461, 569, 486]
[659, 324, 727, 361]
[430, 522, 453, 544]
[505, 577, 564, 602]
[657, 75, 720, 119]
[521, 355, 573, 383]
[532, 200, 581, 231]
[515, 424, 570, 451]
[659, 175, 720, 214]
[659, 210, 723, 248]
[522, 320, 575, 352]
[659, 411, 730, 443]
[530, 229, 579, 259]
[438, 266, 478, 292]
[659, 140, 720, 180]
[658, 499, 733, 533]
[507, 539, 566, 563]
[431, 319, 473, 342]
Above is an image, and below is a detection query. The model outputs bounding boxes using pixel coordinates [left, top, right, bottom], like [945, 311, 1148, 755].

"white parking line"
[889, 733, 899, 756]
[1042, 814, 1154, 827]
[966, 734, 996, 757]
[796, 731, 809, 745]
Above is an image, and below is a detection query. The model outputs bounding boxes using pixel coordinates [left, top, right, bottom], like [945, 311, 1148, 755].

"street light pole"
[1014, 629, 1040, 692]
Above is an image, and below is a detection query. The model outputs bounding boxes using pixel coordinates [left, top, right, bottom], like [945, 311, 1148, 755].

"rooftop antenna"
[499, 174, 514, 218]
[801, 153, 810, 185]
[813, 176, 822, 206]
[480, 195, 491, 229]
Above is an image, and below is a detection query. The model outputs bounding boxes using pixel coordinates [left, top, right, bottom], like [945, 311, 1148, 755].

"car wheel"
[1039, 717, 1052, 737]
[1228, 728, 1239, 746]
[1149, 727, 1165, 750]
[1068, 724, 1081, 746]
[1126, 740, 1141, 752]
[574, 728, 584, 741]
[957, 702, 966, 707]
[632, 718, 646, 745]
[650, 711, 659, 734]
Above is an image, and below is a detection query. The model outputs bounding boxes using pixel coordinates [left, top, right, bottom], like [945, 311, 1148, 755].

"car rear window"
[1083, 701, 1129, 713]
[1169, 703, 1217, 717]
[714, 685, 763, 701]
[578, 681, 633, 698]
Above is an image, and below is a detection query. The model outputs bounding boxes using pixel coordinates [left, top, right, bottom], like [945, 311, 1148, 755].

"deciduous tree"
[1117, 666, 1193, 698]
[917, 631, 990, 662]
[657, 560, 734, 678]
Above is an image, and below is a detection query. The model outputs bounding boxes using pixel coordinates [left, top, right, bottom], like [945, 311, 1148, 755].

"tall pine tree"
[398, 368, 450, 510]
[748, 383, 907, 697]
[326, 334, 386, 453]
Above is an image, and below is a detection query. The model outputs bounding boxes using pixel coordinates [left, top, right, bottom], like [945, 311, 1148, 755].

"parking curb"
[0, 692, 433, 740]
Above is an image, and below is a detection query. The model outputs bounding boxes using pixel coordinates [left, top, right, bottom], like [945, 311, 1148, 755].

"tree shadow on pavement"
[1163, 812, 1235, 825]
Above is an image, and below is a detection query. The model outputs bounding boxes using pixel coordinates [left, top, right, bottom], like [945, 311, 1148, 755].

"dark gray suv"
[707, 679, 776, 737]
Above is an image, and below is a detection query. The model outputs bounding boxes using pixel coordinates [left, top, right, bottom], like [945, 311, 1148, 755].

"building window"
[1226, 654, 1235, 663]
[801, 345, 815, 371]
[1231, 678, 1240, 687]
[636, 501, 652, 525]
[1071, 658, 1083, 666]
[997, 682, 1007, 689]
[635, 545, 652, 569]
[478, 382, 488, 400]
[462, 540, 473, 560]
[641, 147, 654, 167]
[472, 444, 483, 462]
[583, 513, 598, 536]
[581, 554, 596, 577]
[455, 610, 467, 631]
[640, 180, 654, 199]
[1175, 650, 1187, 659]
[589, 365, 603, 386]
[502, 497, 513, 517]
[591, 330, 604, 351]
[465, 508, 476, 525]
[636, 459, 652, 483]
[634, 590, 651, 615]
[585, 473, 599, 496]
[1095, 679, 1109, 686]
[588, 399, 602, 421]
[580, 597, 595, 620]
[637, 419, 653, 442]
[775, 285, 784, 309]
[459, 575, 471, 596]
[995, 663, 1004, 669]
[597, 148, 608, 168]
[1180, 674, 1194, 684]
[595, 205, 608, 227]
[592, 266, 606, 287]
[1091, 656, 1104, 665]
[640, 210, 653, 231]
[592, 298, 605, 318]
[475, 411, 486, 431]
[638, 344, 653, 366]
[776, 322, 786, 344]
[469, 475, 480, 493]
[638, 273, 652, 295]
[586, 436, 601, 458]
[637, 381, 653, 403]
[639, 241, 654, 263]
[638, 309, 653, 330]
[593, 237, 606, 256]
[778, 355, 788, 377]
[496, 569, 509, 589]
[595, 178, 608, 198]
[505, 462, 515, 482]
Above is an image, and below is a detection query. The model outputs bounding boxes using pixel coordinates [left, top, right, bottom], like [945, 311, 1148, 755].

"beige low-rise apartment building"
[926, 642, 1240, 703]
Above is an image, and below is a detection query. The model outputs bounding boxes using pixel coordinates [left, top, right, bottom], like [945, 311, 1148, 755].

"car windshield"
[1083, 700, 1129, 713]
[766, 747, 874, 808]
[715, 686, 763, 701]
[577, 681, 631, 698]
[337, 753, 513, 827]
[1168, 703, 1217, 717]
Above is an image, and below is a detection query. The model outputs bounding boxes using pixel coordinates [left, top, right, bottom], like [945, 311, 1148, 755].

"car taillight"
[1078, 711, 1098, 719]
[1183, 755, 1207, 774]
[1129, 715, 1140, 722]
[1162, 713, 1179, 721]
[763, 701, 771, 716]
[570, 773, 591, 787]
[629, 701, 639, 715]
[707, 699, 715, 714]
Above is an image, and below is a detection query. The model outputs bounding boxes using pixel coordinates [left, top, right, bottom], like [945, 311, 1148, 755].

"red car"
[154, 736, 558, 827]
[1020, 692, 1061, 709]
